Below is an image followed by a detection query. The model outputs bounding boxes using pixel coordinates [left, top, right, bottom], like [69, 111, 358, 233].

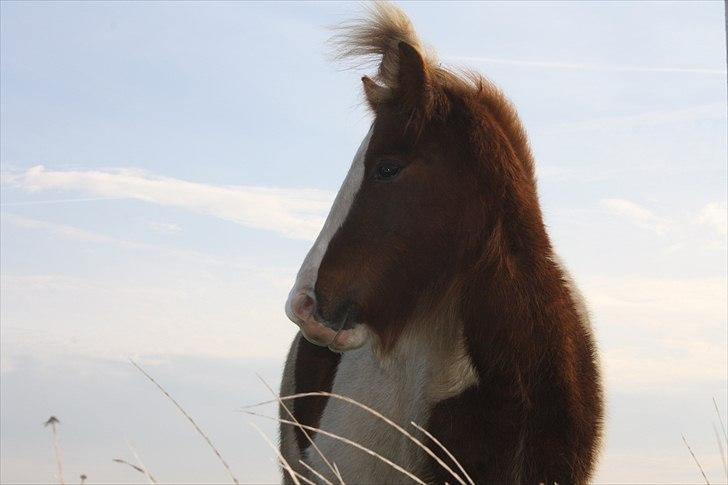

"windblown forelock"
[330, 1, 437, 90]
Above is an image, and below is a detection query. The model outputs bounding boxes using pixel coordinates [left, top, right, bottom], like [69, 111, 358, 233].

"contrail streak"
[0, 197, 125, 206]
[448, 56, 727, 75]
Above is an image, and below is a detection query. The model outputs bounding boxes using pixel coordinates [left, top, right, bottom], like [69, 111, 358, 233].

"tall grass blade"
[682, 433, 711, 485]
[410, 420, 475, 485]
[125, 439, 157, 484]
[130, 359, 240, 484]
[112, 459, 147, 477]
[255, 374, 344, 485]
[713, 424, 728, 479]
[713, 397, 727, 445]
[44, 416, 65, 485]
[245, 410, 427, 484]
[299, 459, 334, 485]
[244, 391, 468, 485]
[248, 422, 302, 485]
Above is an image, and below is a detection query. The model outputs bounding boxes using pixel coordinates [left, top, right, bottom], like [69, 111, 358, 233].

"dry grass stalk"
[44, 416, 65, 485]
[288, 467, 318, 485]
[712, 424, 728, 479]
[130, 359, 239, 484]
[245, 410, 427, 484]
[248, 422, 303, 485]
[332, 462, 343, 484]
[682, 433, 711, 485]
[299, 459, 334, 485]
[409, 420, 475, 485]
[710, 397, 728, 480]
[126, 440, 158, 484]
[112, 458, 157, 484]
[714, 397, 728, 445]
[112, 458, 145, 474]
[255, 374, 344, 485]
[245, 391, 469, 485]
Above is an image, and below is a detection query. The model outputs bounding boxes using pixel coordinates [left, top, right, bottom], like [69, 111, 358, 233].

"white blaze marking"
[285, 127, 373, 323]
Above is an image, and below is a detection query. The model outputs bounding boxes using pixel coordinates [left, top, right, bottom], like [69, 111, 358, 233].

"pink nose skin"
[288, 291, 362, 351]
[292, 292, 316, 322]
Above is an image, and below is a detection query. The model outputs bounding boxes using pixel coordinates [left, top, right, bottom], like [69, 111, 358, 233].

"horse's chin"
[299, 320, 369, 352]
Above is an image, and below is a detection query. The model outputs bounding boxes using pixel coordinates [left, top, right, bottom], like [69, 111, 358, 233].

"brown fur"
[291, 336, 341, 451]
[283, 3, 603, 483]
[279, 333, 341, 483]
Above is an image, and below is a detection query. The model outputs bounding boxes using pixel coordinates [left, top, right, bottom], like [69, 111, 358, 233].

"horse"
[279, 3, 603, 484]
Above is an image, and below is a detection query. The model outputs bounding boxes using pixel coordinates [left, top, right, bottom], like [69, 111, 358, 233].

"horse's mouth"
[286, 288, 368, 352]
[298, 318, 369, 352]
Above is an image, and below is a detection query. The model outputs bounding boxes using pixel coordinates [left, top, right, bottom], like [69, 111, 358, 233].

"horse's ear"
[395, 41, 432, 113]
[362, 76, 390, 110]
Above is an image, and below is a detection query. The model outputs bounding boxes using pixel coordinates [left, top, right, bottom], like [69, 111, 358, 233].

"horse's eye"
[376, 162, 401, 180]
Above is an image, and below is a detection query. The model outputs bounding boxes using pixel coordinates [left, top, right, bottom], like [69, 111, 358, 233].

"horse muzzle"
[285, 289, 368, 352]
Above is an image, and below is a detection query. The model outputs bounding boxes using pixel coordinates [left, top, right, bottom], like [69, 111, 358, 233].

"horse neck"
[461, 219, 577, 370]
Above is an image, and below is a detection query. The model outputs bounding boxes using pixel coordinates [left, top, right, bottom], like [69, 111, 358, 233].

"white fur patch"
[285, 128, 373, 323]
[282, 129, 480, 482]
[303, 308, 478, 483]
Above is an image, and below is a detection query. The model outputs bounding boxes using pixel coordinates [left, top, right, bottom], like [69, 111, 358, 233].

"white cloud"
[0, 196, 124, 206]
[147, 221, 182, 235]
[3, 213, 127, 245]
[582, 276, 727, 392]
[0, 220, 299, 364]
[600, 198, 671, 234]
[5, 166, 334, 240]
[0, 269, 298, 362]
[1, 214, 296, 288]
[696, 202, 727, 236]
[542, 104, 725, 133]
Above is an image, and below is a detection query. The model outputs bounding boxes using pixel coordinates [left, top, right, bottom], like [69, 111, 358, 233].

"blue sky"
[1, 1, 726, 483]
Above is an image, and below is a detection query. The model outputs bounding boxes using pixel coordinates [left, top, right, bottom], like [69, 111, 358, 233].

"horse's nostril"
[292, 292, 316, 321]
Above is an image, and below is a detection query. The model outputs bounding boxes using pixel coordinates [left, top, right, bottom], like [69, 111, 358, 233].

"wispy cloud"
[4, 166, 334, 240]
[583, 275, 727, 391]
[542, 104, 726, 134]
[3, 213, 131, 245]
[600, 198, 671, 235]
[697, 202, 728, 236]
[0, 196, 125, 206]
[1, 269, 298, 361]
[448, 56, 727, 75]
[595, 198, 726, 254]
[2, 213, 295, 288]
[147, 221, 182, 235]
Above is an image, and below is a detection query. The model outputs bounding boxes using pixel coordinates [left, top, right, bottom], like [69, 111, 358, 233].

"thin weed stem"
[112, 457, 156, 484]
[245, 410, 427, 484]
[713, 424, 728, 479]
[410, 420, 475, 485]
[713, 397, 727, 444]
[244, 391, 468, 485]
[125, 440, 157, 484]
[130, 359, 239, 485]
[248, 422, 302, 485]
[44, 416, 65, 485]
[299, 459, 334, 485]
[255, 374, 344, 485]
[682, 433, 711, 485]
